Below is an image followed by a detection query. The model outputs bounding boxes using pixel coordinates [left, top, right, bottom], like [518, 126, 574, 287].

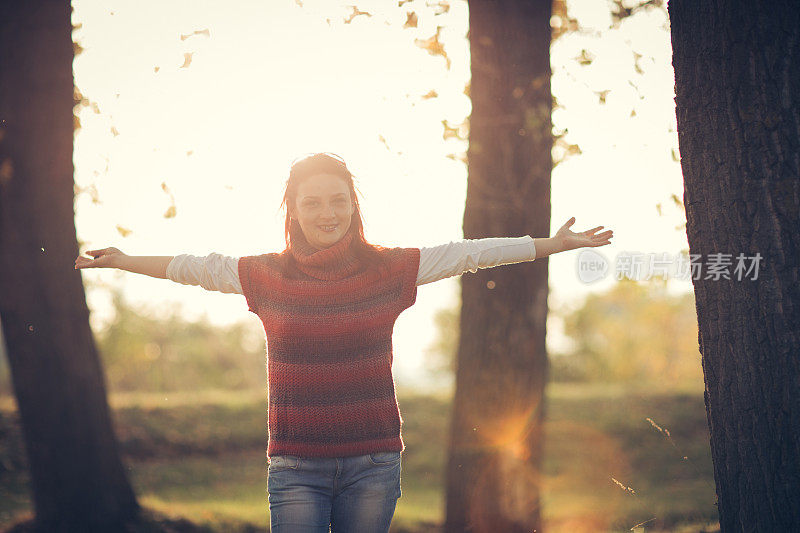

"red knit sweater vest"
[238, 229, 420, 458]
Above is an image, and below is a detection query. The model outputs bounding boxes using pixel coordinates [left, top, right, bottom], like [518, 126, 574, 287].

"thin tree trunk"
[0, 1, 140, 530]
[669, 1, 800, 530]
[445, 1, 552, 532]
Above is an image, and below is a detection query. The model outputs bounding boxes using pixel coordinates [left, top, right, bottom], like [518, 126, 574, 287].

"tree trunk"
[445, 1, 552, 532]
[0, 1, 140, 530]
[669, 1, 800, 530]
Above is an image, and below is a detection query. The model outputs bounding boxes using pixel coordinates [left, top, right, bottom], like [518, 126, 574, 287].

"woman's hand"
[554, 217, 613, 253]
[74, 247, 127, 270]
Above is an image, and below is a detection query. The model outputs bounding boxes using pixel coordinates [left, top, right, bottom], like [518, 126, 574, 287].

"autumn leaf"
[116, 225, 132, 237]
[415, 26, 450, 70]
[180, 28, 210, 41]
[180, 53, 194, 69]
[343, 6, 371, 24]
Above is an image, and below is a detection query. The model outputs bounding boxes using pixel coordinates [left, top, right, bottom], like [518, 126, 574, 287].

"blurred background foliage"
[96, 288, 267, 393]
[425, 278, 702, 389]
[0, 289, 266, 397]
[1, 278, 700, 396]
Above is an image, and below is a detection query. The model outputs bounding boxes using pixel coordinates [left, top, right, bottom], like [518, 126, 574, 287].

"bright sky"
[71, 0, 688, 391]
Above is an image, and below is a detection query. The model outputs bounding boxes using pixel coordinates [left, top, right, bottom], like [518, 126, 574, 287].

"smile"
[319, 225, 338, 232]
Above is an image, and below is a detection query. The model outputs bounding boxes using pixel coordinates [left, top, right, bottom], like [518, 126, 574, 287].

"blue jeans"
[268, 451, 402, 532]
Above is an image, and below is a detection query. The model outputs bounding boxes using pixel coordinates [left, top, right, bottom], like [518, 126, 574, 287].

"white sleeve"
[416, 236, 537, 286]
[165, 253, 243, 294]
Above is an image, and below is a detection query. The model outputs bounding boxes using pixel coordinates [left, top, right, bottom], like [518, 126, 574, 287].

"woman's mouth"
[319, 224, 338, 233]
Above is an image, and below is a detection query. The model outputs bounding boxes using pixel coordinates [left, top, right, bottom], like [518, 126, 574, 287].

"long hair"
[279, 152, 387, 272]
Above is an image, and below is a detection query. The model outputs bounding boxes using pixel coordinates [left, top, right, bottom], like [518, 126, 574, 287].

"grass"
[0, 384, 719, 532]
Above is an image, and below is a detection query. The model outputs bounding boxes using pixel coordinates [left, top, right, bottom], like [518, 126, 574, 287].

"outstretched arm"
[75, 248, 242, 294]
[75, 248, 173, 279]
[416, 217, 613, 285]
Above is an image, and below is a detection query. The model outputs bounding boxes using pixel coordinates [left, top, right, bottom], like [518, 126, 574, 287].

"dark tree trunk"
[445, 1, 552, 532]
[669, 1, 800, 531]
[0, 1, 140, 531]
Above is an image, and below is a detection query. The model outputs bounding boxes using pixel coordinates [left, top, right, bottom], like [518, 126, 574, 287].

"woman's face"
[291, 173, 355, 250]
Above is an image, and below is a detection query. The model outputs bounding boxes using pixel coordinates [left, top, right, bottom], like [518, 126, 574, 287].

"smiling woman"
[74, 152, 613, 532]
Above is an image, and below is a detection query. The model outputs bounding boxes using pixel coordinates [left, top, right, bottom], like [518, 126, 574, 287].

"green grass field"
[0, 384, 719, 532]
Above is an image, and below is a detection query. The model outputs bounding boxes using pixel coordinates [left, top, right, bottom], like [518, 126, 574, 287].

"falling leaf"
[575, 48, 594, 66]
[186, 150, 193, 156]
[630, 108, 637, 117]
[110, 126, 119, 136]
[378, 135, 391, 150]
[162, 182, 177, 219]
[671, 148, 680, 162]
[594, 89, 611, 104]
[91, 102, 101, 114]
[633, 51, 644, 74]
[154, 66, 160, 73]
[656, 203, 662, 216]
[415, 26, 450, 69]
[442, 119, 463, 140]
[180, 28, 211, 41]
[404, 11, 418, 28]
[180, 53, 194, 69]
[344, 6, 372, 24]
[421, 90, 438, 100]
[116, 225, 132, 237]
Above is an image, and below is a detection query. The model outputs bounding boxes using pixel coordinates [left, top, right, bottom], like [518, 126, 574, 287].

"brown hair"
[279, 152, 387, 271]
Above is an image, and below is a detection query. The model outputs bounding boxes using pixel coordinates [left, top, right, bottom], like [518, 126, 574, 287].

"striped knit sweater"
[238, 228, 420, 458]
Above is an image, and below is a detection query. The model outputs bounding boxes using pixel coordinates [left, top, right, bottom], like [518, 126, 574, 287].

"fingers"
[583, 225, 604, 235]
[75, 248, 106, 269]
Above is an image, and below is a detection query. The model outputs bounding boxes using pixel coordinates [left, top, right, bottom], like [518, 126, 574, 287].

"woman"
[75, 152, 613, 532]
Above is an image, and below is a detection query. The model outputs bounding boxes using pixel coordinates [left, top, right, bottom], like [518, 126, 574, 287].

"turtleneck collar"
[289, 227, 362, 280]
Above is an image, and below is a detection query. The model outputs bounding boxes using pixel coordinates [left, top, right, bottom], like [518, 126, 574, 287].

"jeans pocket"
[268, 454, 301, 470]
[368, 451, 401, 466]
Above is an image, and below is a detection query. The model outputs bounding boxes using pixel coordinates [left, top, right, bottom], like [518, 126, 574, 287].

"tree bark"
[0, 1, 140, 530]
[446, 1, 552, 532]
[669, 1, 800, 530]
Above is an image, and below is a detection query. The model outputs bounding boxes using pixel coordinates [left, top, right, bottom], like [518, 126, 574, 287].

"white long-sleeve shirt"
[165, 236, 537, 294]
